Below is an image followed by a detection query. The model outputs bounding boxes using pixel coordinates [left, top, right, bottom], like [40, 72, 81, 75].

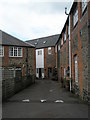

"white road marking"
[40, 99, 46, 103]
[22, 99, 30, 102]
[55, 100, 64, 103]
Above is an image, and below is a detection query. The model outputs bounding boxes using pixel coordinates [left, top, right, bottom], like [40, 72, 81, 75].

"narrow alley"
[2, 79, 88, 118]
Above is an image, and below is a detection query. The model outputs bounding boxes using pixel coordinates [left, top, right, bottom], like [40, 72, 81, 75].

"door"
[48, 68, 52, 78]
[39, 68, 42, 78]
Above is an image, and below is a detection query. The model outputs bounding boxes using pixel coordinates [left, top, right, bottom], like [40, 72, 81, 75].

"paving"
[2, 79, 88, 118]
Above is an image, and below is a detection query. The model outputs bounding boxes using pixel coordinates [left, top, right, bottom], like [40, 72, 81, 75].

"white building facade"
[36, 49, 44, 79]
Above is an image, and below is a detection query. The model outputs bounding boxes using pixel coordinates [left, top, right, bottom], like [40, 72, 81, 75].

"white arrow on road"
[55, 100, 64, 103]
[22, 99, 30, 102]
[40, 99, 46, 103]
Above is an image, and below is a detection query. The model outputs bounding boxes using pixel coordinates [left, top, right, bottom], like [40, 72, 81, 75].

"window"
[74, 55, 78, 83]
[58, 45, 60, 51]
[64, 31, 66, 42]
[38, 50, 42, 55]
[9, 47, 22, 57]
[0, 46, 4, 57]
[81, 0, 87, 13]
[73, 8, 78, 27]
[55, 45, 57, 53]
[48, 47, 51, 54]
[61, 38, 63, 46]
[43, 41, 47, 44]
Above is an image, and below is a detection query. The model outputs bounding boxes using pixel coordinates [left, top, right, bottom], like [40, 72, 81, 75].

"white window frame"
[0, 46, 4, 57]
[61, 38, 63, 46]
[73, 8, 78, 27]
[64, 31, 66, 42]
[48, 47, 51, 54]
[9, 47, 22, 57]
[38, 50, 42, 55]
[81, 0, 87, 13]
[55, 45, 57, 53]
[75, 55, 78, 83]
[58, 44, 60, 51]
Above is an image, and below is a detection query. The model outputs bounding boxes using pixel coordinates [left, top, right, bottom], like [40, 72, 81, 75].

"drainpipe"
[65, 8, 72, 92]
[69, 15, 72, 92]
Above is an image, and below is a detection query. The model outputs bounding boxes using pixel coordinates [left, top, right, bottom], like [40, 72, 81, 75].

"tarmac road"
[2, 79, 88, 118]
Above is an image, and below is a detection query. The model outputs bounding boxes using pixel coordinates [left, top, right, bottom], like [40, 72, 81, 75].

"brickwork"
[44, 47, 56, 78]
[57, 1, 90, 101]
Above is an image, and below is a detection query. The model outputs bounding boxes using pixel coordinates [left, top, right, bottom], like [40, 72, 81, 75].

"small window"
[82, 0, 87, 14]
[48, 47, 51, 54]
[43, 41, 47, 44]
[38, 50, 42, 55]
[73, 7, 78, 27]
[58, 45, 60, 51]
[74, 55, 78, 83]
[35, 43, 38, 45]
[55, 45, 57, 53]
[0, 46, 4, 57]
[64, 31, 66, 42]
[61, 38, 63, 46]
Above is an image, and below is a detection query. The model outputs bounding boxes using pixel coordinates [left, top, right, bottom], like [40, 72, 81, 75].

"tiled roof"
[26, 34, 59, 49]
[0, 30, 35, 48]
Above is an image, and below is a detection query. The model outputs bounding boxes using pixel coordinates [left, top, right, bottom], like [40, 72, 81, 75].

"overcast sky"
[0, 0, 74, 41]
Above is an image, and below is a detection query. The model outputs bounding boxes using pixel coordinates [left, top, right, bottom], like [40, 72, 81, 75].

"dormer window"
[43, 41, 47, 44]
[35, 43, 38, 45]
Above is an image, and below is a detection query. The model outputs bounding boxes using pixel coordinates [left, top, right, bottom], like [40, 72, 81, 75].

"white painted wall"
[36, 49, 44, 78]
[36, 49, 44, 68]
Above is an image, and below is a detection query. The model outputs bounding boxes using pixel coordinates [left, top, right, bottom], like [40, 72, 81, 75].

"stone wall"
[2, 75, 35, 101]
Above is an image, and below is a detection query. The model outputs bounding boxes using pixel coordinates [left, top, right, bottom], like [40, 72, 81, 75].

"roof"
[26, 34, 60, 49]
[0, 30, 35, 48]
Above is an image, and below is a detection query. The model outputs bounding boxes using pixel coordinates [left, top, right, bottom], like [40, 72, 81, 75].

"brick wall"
[44, 47, 56, 78]
[57, 2, 89, 101]
[2, 46, 36, 101]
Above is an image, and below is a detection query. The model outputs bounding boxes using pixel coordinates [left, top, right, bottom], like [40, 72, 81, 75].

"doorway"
[48, 68, 52, 78]
[39, 68, 42, 78]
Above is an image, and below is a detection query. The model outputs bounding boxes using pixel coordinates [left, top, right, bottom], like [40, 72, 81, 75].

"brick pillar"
[87, 1, 90, 102]
[4, 46, 9, 67]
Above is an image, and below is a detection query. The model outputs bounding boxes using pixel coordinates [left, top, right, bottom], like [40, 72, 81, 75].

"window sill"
[9, 56, 23, 58]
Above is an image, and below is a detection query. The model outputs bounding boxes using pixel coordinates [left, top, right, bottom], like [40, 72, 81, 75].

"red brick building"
[56, 0, 90, 101]
[0, 30, 36, 100]
[26, 35, 59, 79]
